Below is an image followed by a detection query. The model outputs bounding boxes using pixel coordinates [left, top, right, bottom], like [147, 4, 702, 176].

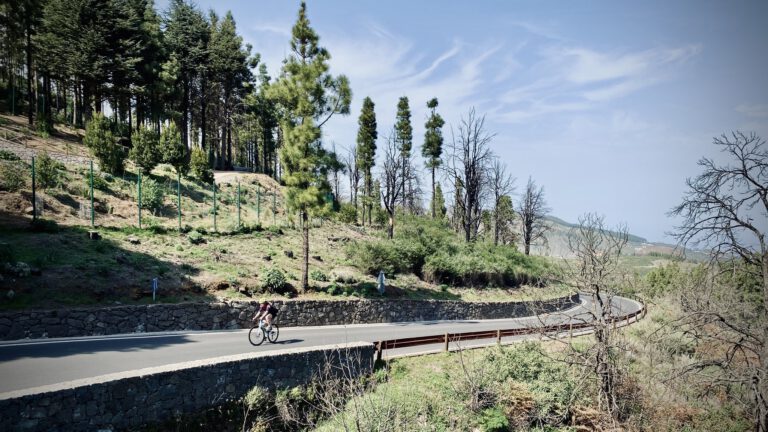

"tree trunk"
[26, 20, 33, 126]
[226, 110, 232, 169]
[182, 78, 189, 148]
[301, 211, 309, 292]
[200, 78, 207, 152]
[493, 198, 500, 246]
[431, 166, 436, 219]
[758, 249, 768, 432]
[387, 213, 394, 239]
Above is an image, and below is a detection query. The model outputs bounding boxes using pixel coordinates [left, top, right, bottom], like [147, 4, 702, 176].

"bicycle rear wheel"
[267, 324, 280, 343]
[248, 326, 265, 346]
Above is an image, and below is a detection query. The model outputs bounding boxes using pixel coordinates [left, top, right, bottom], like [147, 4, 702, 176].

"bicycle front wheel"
[248, 326, 265, 346]
[267, 324, 280, 343]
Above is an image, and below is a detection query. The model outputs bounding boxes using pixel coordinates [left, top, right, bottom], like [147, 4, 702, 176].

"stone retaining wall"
[0, 294, 580, 341]
[0, 138, 94, 167]
[0, 342, 375, 432]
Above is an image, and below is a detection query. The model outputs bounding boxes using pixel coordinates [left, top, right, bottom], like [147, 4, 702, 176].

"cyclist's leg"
[265, 313, 273, 328]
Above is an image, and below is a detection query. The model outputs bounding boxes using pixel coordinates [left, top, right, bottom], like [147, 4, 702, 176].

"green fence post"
[138, 172, 142, 229]
[177, 171, 182, 232]
[31, 157, 36, 222]
[256, 185, 261, 223]
[212, 181, 217, 232]
[90, 160, 94, 227]
[237, 181, 241, 229]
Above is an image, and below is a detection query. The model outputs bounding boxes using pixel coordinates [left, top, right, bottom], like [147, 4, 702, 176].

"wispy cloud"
[736, 104, 768, 118]
[489, 43, 701, 123]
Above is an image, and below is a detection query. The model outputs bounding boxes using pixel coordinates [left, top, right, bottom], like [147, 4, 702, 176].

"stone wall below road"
[0, 294, 580, 341]
[0, 342, 375, 432]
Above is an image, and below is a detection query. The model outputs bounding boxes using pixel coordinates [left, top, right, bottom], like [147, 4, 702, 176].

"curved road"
[0, 294, 642, 395]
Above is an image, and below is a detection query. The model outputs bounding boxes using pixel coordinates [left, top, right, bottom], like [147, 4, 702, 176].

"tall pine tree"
[269, 2, 351, 291]
[356, 96, 377, 226]
[395, 96, 412, 211]
[422, 97, 444, 218]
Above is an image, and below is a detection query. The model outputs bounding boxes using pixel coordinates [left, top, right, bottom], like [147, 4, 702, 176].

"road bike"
[249, 319, 280, 346]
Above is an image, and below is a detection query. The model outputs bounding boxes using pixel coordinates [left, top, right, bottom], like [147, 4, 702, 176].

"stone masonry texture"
[0, 342, 375, 432]
[0, 294, 579, 341]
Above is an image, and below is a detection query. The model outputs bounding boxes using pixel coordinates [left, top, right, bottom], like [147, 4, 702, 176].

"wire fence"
[0, 138, 287, 233]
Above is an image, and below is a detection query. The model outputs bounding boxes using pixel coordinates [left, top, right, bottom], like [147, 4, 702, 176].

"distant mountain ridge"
[529, 215, 694, 259]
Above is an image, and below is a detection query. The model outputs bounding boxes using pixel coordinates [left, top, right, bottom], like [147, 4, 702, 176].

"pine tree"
[208, 11, 252, 169]
[129, 126, 160, 174]
[84, 113, 124, 174]
[430, 182, 447, 220]
[159, 121, 187, 175]
[395, 96, 412, 211]
[356, 96, 377, 225]
[269, 2, 351, 292]
[422, 97, 445, 218]
[165, 0, 209, 149]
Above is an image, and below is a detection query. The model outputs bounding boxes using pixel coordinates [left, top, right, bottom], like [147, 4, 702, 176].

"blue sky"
[160, 0, 768, 243]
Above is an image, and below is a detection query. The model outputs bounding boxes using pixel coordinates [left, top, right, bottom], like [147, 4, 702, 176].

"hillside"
[527, 215, 706, 274]
[0, 115, 565, 310]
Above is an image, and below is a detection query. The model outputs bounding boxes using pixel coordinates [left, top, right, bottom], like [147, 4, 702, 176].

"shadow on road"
[0, 334, 195, 361]
[269, 338, 303, 345]
[390, 319, 480, 326]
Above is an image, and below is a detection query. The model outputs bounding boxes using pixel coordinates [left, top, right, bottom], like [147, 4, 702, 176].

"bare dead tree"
[490, 159, 516, 246]
[518, 177, 550, 255]
[556, 213, 631, 422]
[344, 143, 361, 222]
[381, 131, 404, 239]
[669, 131, 768, 431]
[446, 108, 495, 242]
[402, 153, 424, 215]
[330, 141, 346, 202]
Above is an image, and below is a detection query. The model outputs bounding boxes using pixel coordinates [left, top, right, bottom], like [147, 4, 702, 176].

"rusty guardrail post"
[376, 342, 382, 362]
[496, 329, 501, 345]
[444, 333, 449, 352]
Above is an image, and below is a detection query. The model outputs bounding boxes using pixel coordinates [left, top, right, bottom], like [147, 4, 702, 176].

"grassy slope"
[0, 115, 569, 310]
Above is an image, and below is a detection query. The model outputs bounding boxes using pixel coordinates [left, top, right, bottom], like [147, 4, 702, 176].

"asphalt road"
[0, 294, 642, 395]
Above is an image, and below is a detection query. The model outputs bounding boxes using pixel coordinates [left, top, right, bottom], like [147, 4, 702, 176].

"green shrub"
[0, 162, 26, 192]
[190, 148, 213, 184]
[36, 116, 53, 138]
[36, 151, 61, 189]
[243, 385, 269, 410]
[128, 127, 160, 174]
[336, 203, 357, 224]
[483, 342, 578, 422]
[326, 282, 340, 295]
[310, 269, 328, 282]
[135, 177, 164, 211]
[159, 121, 187, 175]
[87, 171, 110, 191]
[0, 150, 20, 161]
[350, 216, 549, 287]
[478, 407, 509, 432]
[188, 230, 205, 245]
[261, 267, 286, 293]
[84, 113, 125, 175]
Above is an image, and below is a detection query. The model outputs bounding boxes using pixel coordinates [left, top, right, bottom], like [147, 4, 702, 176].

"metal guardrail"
[374, 298, 646, 360]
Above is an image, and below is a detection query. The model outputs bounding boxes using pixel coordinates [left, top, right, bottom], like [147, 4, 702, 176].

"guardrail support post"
[569, 323, 573, 342]
[376, 342, 382, 362]
[496, 329, 501, 345]
[444, 333, 449, 352]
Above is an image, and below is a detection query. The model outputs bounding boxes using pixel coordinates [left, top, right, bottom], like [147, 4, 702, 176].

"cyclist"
[253, 298, 278, 330]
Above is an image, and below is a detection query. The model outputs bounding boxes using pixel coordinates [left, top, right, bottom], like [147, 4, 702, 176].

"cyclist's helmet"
[259, 298, 267, 304]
